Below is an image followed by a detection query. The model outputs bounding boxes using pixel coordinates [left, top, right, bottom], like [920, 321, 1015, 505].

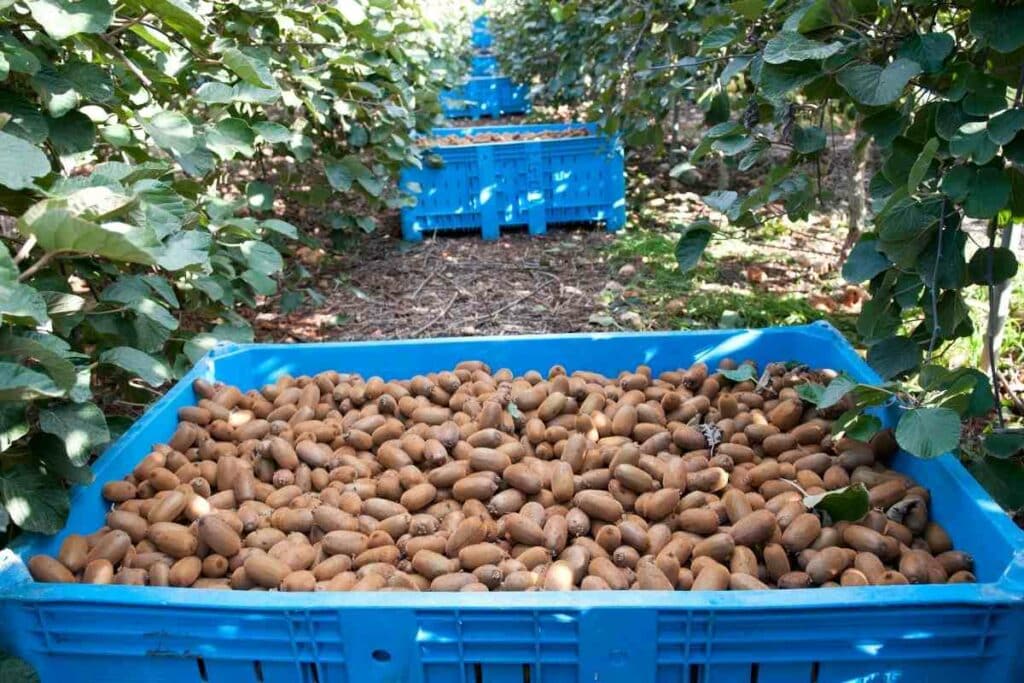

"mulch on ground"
[249, 228, 620, 342]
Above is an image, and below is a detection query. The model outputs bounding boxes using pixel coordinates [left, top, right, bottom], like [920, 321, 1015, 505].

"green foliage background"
[0, 0, 472, 539]
[492, 0, 1023, 464]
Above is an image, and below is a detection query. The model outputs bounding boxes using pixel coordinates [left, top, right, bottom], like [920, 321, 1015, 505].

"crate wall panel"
[400, 123, 626, 240]
[441, 76, 529, 119]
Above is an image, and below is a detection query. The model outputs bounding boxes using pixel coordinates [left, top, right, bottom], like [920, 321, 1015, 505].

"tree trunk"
[981, 222, 1023, 373]
[840, 129, 869, 265]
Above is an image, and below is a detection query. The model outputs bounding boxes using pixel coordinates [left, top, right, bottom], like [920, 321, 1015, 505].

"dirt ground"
[249, 227, 622, 342]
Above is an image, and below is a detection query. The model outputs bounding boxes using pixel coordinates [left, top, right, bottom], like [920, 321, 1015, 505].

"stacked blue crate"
[409, 5, 626, 240]
[441, 5, 529, 118]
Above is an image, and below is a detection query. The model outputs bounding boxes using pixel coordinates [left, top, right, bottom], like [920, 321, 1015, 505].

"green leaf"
[0, 281, 49, 325]
[25, 0, 113, 40]
[919, 366, 993, 418]
[793, 125, 826, 154]
[728, 0, 764, 19]
[837, 59, 921, 106]
[877, 196, 940, 242]
[335, 0, 367, 25]
[906, 137, 938, 192]
[867, 336, 921, 379]
[803, 483, 869, 522]
[252, 121, 291, 143]
[0, 653, 40, 683]
[0, 403, 29, 452]
[897, 33, 954, 73]
[100, 123, 133, 146]
[130, 297, 178, 332]
[18, 198, 160, 264]
[966, 167, 1011, 219]
[142, 110, 196, 153]
[895, 407, 961, 458]
[0, 332, 76, 390]
[135, 0, 208, 44]
[241, 269, 276, 295]
[29, 65, 79, 117]
[157, 229, 210, 271]
[142, 274, 178, 308]
[703, 190, 738, 213]
[184, 322, 253, 363]
[39, 402, 109, 465]
[861, 108, 906, 147]
[818, 374, 858, 409]
[61, 61, 113, 103]
[195, 81, 234, 104]
[261, 219, 298, 238]
[0, 462, 69, 534]
[757, 60, 821, 100]
[206, 117, 255, 160]
[0, 243, 15, 283]
[33, 432, 93, 484]
[0, 34, 40, 75]
[832, 410, 882, 442]
[222, 48, 276, 89]
[763, 32, 843, 64]
[675, 220, 713, 273]
[720, 364, 758, 383]
[245, 181, 273, 212]
[795, 382, 825, 405]
[0, 362, 65, 400]
[47, 110, 95, 155]
[0, 130, 50, 190]
[966, 457, 1024, 509]
[970, 0, 1024, 53]
[239, 240, 282, 275]
[967, 246, 1019, 285]
[99, 346, 171, 387]
[842, 238, 890, 283]
[939, 165, 973, 201]
[988, 109, 1024, 145]
[857, 297, 901, 343]
[983, 432, 1024, 460]
[950, 121, 998, 165]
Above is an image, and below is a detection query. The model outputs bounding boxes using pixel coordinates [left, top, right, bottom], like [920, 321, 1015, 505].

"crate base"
[401, 216, 623, 242]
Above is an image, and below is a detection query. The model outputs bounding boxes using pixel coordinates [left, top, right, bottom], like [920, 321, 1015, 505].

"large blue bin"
[472, 29, 492, 49]
[400, 122, 626, 241]
[441, 76, 529, 119]
[1, 323, 1023, 683]
[471, 54, 498, 77]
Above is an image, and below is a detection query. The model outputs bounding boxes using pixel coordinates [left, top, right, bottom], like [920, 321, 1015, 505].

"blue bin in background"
[473, 15, 489, 32]
[440, 76, 529, 119]
[1, 323, 1022, 682]
[400, 122, 626, 241]
[471, 53, 498, 76]
[472, 28, 492, 49]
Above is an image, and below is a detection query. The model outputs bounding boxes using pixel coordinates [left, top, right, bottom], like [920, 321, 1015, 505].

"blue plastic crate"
[473, 15, 489, 32]
[472, 28, 492, 49]
[440, 76, 529, 119]
[471, 54, 498, 76]
[400, 122, 626, 241]
[2, 323, 1023, 683]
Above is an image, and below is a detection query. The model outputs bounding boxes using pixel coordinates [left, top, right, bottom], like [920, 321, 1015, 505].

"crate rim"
[3, 322, 1022, 608]
[416, 123, 603, 150]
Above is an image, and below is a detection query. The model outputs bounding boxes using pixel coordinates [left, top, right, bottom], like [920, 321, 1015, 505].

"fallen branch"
[410, 292, 459, 337]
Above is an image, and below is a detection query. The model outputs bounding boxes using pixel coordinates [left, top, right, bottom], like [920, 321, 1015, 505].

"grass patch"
[607, 226, 858, 338]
